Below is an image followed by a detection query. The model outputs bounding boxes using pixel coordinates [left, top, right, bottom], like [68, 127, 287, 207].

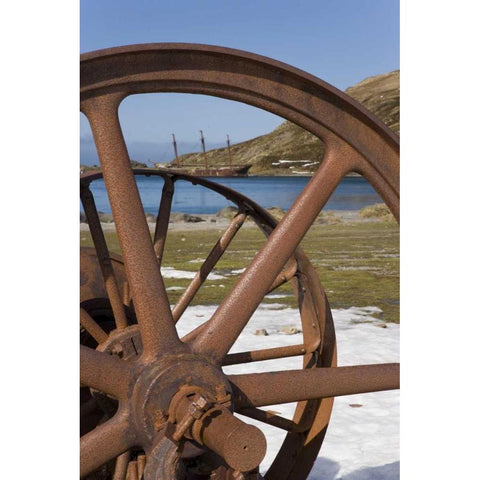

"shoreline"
[80, 208, 392, 232]
[80, 166, 362, 178]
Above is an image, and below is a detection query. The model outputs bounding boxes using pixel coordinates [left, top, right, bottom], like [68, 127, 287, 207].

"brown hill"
[167, 70, 399, 175]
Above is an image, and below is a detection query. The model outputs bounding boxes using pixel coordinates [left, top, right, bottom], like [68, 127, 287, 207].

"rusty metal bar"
[172, 212, 246, 321]
[267, 256, 298, 292]
[230, 363, 400, 409]
[223, 344, 308, 366]
[137, 454, 146, 479]
[171, 134, 179, 165]
[227, 134, 232, 168]
[126, 461, 138, 480]
[80, 413, 135, 478]
[153, 175, 174, 264]
[200, 130, 207, 169]
[112, 451, 131, 480]
[80, 345, 132, 399]
[193, 149, 353, 363]
[180, 320, 208, 344]
[80, 307, 108, 344]
[80, 186, 129, 330]
[295, 261, 330, 355]
[238, 408, 303, 433]
[82, 96, 185, 359]
[191, 404, 266, 472]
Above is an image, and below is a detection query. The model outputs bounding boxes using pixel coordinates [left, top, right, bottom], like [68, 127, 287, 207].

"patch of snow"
[278, 159, 310, 163]
[264, 293, 290, 299]
[226, 268, 246, 275]
[333, 266, 382, 271]
[160, 267, 225, 280]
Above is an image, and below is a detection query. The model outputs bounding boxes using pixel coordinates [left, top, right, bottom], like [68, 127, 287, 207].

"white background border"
[2, 1, 479, 477]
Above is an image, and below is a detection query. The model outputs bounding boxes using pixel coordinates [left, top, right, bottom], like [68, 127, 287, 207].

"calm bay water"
[86, 175, 382, 215]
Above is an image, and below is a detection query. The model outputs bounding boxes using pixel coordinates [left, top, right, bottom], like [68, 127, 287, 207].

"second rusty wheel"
[80, 169, 338, 479]
[80, 43, 399, 479]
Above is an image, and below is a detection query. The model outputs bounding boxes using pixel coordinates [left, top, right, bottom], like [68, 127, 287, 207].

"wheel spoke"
[192, 147, 353, 363]
[180, 319, 208, 344]
[80, 308, 108, 344]
[112, 451, 131, 480]
[230, 363, 399, 408]
[82, 96, 185, 358]
[267, 256, 298, 293]
[153, 176, 175, 264]
[223, 344, 308, 366]
[126, 461, 138, 480]
[238, 408, 303, 433]
[80, 345, 132, 400]
[80, 412, 136, 478]
[136, 454, 146, 479]
[80, 186, 129, 330]
[172, 212, 246, 321]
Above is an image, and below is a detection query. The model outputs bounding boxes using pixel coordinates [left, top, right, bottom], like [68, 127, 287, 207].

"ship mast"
[171, 133, 179, 165]
[200, 130, 208, 169]
[226, 134, 232, 168]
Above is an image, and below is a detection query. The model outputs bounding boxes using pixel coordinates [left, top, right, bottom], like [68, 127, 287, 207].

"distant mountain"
[344, 70, 399, 134]
[170, 70, 399, 175]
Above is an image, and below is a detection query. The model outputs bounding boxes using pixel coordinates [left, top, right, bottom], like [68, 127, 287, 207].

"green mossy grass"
[80, 220, 399, 322]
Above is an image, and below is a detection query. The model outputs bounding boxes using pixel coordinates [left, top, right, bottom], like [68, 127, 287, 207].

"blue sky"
[80, 0, 399, 165]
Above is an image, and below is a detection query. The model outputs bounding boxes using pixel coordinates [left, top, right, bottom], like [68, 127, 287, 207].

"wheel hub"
[128, 352, 267, 475]
[131, 354, 232, 446]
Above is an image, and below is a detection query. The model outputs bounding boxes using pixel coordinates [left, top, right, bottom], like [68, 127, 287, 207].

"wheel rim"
[80, 43, 399, 480]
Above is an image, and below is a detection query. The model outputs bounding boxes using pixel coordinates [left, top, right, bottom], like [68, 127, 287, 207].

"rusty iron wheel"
[80, 44, 399, 480]
[81, 169, 337, 479]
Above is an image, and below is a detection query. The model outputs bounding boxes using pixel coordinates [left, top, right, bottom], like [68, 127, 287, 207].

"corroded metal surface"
[80, 43, 399, 479]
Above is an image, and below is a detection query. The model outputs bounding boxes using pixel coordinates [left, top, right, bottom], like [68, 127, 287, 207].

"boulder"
[185, 214, 205, 223]
[254, 329, 269, 336]
[169, 212, 205, 223]
[279, 325, 301, 335]
[267, 207, 286, 221]
[359, 203, 394, 222]
[215, 206, 239, 219]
